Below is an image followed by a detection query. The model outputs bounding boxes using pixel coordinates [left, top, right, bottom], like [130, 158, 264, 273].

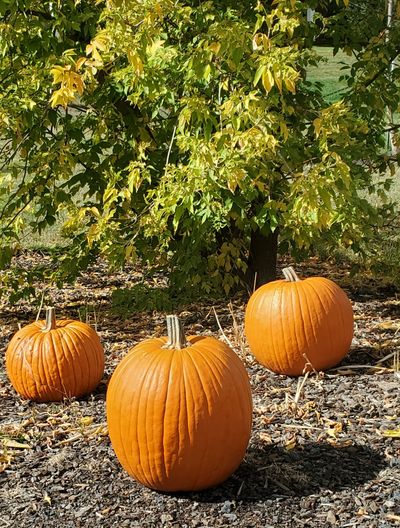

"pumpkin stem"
[43, 307, 57, 331]
[282, 267, 301, 282]
[164, 315, 188, 349]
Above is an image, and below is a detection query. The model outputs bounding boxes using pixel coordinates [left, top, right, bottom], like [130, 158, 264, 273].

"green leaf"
[254, 64, 266, 86]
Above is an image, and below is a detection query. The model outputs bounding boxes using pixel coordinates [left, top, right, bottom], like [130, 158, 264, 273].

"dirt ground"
[0, 256, 399, 528]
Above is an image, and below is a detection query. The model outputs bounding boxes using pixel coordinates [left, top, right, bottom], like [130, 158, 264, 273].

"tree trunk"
[246, 228, 279, 291]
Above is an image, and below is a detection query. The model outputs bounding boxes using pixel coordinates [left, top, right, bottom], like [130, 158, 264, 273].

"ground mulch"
[0, 255, 399, 528]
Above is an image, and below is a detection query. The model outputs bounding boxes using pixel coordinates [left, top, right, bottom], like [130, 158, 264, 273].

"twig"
[92, 305, 98, 333]
[294, 371, 310, 406]
[228, 302, 246, 354]
[0, 516, 12, 527]
[52, 433, 82, 447]
[164, 125, 176, 175]
[35, 290, 46, 321]
[329, 364, 394, 373]
[386, 514, 400, 522]
[394, 349, 400, 380]
[266, 476, 292, 493]
[218, 81, 223, 132]
[375, 350, 398, 364]
[281, 423, 320, 430]
[212, 306, 235, 349]
[236, 481, 245, 497]
[252, 271, 258, 293]
[302, 352, 319, 376]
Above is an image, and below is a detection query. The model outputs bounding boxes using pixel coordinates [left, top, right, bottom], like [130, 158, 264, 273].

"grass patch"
[306, 46, 354, 102]
[18, 225, 67, 252]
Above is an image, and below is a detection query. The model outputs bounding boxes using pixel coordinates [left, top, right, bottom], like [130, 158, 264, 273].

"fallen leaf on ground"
[381, 429, 400, 438]
[2, 438, 31, 449]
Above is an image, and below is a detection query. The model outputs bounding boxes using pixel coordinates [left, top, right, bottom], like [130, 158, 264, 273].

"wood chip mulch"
[0, 256, 399, 528]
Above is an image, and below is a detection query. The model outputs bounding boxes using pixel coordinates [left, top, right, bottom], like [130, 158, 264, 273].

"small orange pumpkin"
[6, 307, 104, 402]
[106, 315, 252, 492]
[245, 267, 354, 376]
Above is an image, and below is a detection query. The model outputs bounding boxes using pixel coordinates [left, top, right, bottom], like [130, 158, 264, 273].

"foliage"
[112, 284, 177, 314]
[0, 0, 399, 298]
[363, 218, 400, 286]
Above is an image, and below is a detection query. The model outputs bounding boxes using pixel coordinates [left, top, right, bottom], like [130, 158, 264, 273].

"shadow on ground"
[190, 441, 386, 503]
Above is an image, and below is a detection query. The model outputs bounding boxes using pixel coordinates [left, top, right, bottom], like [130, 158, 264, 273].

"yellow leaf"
[50, 89, 68, 108]
[50, 66, 65, 84]
[252, 33, 271, 51]
[284, 77, 296, 94]
[93, 36, 107, 52]
[92, 47, 103, 64]
[227, 178, 237, 192]
[255, 180, 266, 191]
[313, 117, 322, 137]
[125, 244, 137, 261]
[153, 2, 163, 16]
[262, 69, 274, 93]
[209, 41, 221, 54]
[280, 120, 289, 141]
[90, 207, 101, 218]
[90, 425, 108, 436]
[127, 50, 144, 76]
[0, 450, 13, 472]
[86, 224, 99, 248]
[0, 112, 10, 126]
[73, 72, 84, 95]
[381, 429, 400, 438]
[86, 32, 109, 64]
[75, 57, 86, 70]
[326, 421, 343, 438]
[43, 492, 51, 505]
[259, 432, 273, 443]
[2, 438, 31, 449]
[285, 436, 297, 450]
[261, 34, 271, 50]
[103, 186, 118, 204]
[274, 70, 282, 93]
[80, 416, 94, 427]
[63, 49, 76, 58]
[147, 39, 165, 55]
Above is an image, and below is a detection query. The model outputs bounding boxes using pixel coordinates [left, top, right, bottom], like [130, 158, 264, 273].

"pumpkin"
[106, 315, 252, 492]
[6, 307, 104, 402]
[244, 267, 354, 376]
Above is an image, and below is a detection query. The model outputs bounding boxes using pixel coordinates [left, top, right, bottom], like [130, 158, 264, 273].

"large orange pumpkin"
[6, 307, 104, 402]
[106, 315, 252, 492]
[245, 267, 354, 376]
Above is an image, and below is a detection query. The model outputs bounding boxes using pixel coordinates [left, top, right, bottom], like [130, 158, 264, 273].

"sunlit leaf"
[262, 69, 274, 92]
[381, 429, 400, 438]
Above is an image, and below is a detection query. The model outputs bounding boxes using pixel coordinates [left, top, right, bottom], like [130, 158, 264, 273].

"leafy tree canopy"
[0, 0, 399, 299]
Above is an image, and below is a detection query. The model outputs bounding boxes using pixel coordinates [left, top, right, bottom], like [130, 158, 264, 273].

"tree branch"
[24, 9, 54, 21]
[362, 46, 400, 88]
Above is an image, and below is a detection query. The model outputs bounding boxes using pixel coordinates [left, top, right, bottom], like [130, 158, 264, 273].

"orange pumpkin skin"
[106, 331, 252, 492]
[245, 271, 354, 376]
[6, 314, 104, 402]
